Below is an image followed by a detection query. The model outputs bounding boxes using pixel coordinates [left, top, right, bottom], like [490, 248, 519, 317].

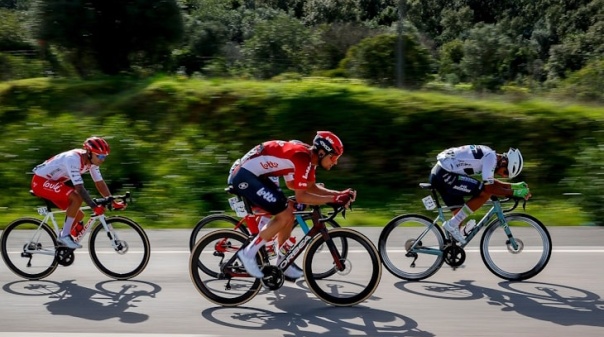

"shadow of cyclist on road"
[395, 279, 604, 327]
[4, 279, 161, 323]
[200, 284, 434, 337]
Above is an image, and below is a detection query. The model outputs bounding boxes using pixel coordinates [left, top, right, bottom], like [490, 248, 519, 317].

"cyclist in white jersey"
[31, 137, 125, 249]
[429, 145, 530, 244]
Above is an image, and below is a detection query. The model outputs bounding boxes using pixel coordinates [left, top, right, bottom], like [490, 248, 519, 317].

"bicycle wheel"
[480, 213, 552, 281]
[304, 228, 382, 306]
[189, 214, 243, 251]
[88, 216, 151, 280]
[1, 217, 58, 280]
[189, 229, 262, 306]
[378, 214, 446, 281]
[291, 215, 348, 280]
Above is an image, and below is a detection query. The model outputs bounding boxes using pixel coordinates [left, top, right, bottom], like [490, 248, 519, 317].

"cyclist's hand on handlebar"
[93, 205, 105, 216]
[112, 199, 127, 210]
[332, 189, 356, 208]
[511, 181, 531, 200]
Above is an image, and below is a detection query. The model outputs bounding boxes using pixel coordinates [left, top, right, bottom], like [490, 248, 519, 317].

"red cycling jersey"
[239, 140, 316, 189]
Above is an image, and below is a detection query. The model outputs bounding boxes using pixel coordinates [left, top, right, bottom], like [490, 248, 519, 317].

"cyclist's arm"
[94, 180, 111, 198]
[288, 181, 335, 205]
[74, 183, 98, 209]
[483, 180, 514, 198]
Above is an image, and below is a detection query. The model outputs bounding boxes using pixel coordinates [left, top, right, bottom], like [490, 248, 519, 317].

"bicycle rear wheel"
[304, 228, 381, 306]
[189, 229, 262, 306]
[88, 216, 151, 280]
[378, 214, 446, 281]
[1, 217, 58, 280]
[481, 213, 552, 281]
[189, 214, 244, 251]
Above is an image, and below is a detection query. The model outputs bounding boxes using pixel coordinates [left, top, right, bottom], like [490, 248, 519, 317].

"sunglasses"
[96, 154, 108, 160]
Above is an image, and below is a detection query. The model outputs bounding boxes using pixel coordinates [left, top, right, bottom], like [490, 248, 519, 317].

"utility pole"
[396, 0, 405, 88]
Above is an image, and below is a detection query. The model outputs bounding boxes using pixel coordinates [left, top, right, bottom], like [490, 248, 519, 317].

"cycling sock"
[61, 216, 75, 237]
[449, 204, 473, 228]
[242, 235, 266, 258]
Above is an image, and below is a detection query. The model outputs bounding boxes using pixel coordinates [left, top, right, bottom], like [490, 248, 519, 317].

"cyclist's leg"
[231, 168, 290, 277]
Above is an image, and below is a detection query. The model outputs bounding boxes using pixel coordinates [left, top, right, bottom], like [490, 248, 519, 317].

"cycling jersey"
[238, 140, 316, 189]
[436, 145, 497, 184]
[32, 149, 103, 184]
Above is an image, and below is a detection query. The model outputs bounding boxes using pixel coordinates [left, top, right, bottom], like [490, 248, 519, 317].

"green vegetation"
[0, 76, 601, 228]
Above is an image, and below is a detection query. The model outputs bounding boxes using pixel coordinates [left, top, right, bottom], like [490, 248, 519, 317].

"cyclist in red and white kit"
[429, 145, 530, 245]
[229, 131, 356, 279]
[31, 137, 125, 249]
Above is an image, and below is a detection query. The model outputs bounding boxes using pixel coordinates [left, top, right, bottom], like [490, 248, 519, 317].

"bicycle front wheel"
[481, 213, 552, 281]
[88, 216, 151, 280]
[378, 214, 446, 281]
[304, 228, 381, 306]
[292, 216, 348, 280]
[189, 229, 262, 306]
[1, 218, 58, 280]
[189, 214, 243, 251]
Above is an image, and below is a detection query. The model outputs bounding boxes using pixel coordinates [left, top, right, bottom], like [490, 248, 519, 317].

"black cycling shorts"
[429, 164, 483, 208]
[229, 167, 289, 215]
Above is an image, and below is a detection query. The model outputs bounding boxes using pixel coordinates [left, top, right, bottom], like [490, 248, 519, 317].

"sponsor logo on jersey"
[238, 182, 249, 190]
[302, 163, 312, 179]
[260, 161, 279, 169]
[43, 180, 62, 193]
[257, 187, 277, 202]
[453, 184, 471, 193]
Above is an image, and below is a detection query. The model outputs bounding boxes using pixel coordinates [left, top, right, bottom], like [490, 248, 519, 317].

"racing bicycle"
[378, 183, 552, 281]
[1, 191, 151, 280]
[189, 192, 382, 307]
[189, 188, 349, 281]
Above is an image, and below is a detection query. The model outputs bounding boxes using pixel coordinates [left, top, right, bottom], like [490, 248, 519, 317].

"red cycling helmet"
[313, 131, 344, 157]
[83, 136, 110, 155]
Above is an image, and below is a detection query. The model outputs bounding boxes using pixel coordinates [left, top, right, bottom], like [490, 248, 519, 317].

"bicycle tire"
[1, 217, 58, 280]
[480, 213, 552, 281]
[304, 228, 382, 306]
[292, 215, 347, 280]
[189, 229, 262, 306]
[88, 216, 151, 280]
[378, 214, 446, 281]
[189, 214, 244, 251]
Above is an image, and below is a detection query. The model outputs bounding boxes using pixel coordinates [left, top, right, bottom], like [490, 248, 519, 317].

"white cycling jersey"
[436, 145, 497, 184]
[32, 149, 103, 185]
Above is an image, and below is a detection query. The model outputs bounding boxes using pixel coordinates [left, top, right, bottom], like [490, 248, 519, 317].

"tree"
[31, 0, 184, 76]
[341, 33, 433, 87]
[241, 12, 318, 78]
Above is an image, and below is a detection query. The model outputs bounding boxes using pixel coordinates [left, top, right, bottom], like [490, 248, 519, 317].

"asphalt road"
[1, 227, 603, 337]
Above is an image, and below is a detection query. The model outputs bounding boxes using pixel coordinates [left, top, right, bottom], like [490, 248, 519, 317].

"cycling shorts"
[229, 167, 289, 215]
[31, 175, 74, 210]
[429, 164, 483, 208]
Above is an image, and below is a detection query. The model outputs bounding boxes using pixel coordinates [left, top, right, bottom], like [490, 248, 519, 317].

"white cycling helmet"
[506, 148, 523, 178]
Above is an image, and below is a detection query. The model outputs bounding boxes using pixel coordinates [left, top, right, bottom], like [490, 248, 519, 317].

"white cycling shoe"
[443, 221, 467, 245]
[283, 264, 303, 280]
[58, 235, 82, 249]
[237, 251, 264, 278]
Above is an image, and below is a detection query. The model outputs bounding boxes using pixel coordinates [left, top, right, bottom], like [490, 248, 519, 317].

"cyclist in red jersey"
[229, 131, 356, 279]
[30, 137, 126, 249]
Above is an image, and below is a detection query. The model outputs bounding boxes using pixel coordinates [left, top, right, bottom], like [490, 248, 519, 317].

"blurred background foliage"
[0, 0, 603, 226]
[0, 77, 603, 227]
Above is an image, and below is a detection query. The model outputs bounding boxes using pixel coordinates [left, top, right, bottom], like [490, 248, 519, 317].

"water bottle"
[74, 217, 95, 242]
[265, 239, 277, 259]
[70, 221, 84, 238]
[462, 219, 477, 236]
[279, 237, 296, 257]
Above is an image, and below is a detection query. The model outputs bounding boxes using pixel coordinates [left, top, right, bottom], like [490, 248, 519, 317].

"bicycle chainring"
[443, 245, 465, 267]
[56, 247, 75, 266]
[260, 265, 284, 290]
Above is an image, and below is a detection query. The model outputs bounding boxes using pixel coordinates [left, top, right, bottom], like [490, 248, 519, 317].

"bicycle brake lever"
[522, 199, 527, 211]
